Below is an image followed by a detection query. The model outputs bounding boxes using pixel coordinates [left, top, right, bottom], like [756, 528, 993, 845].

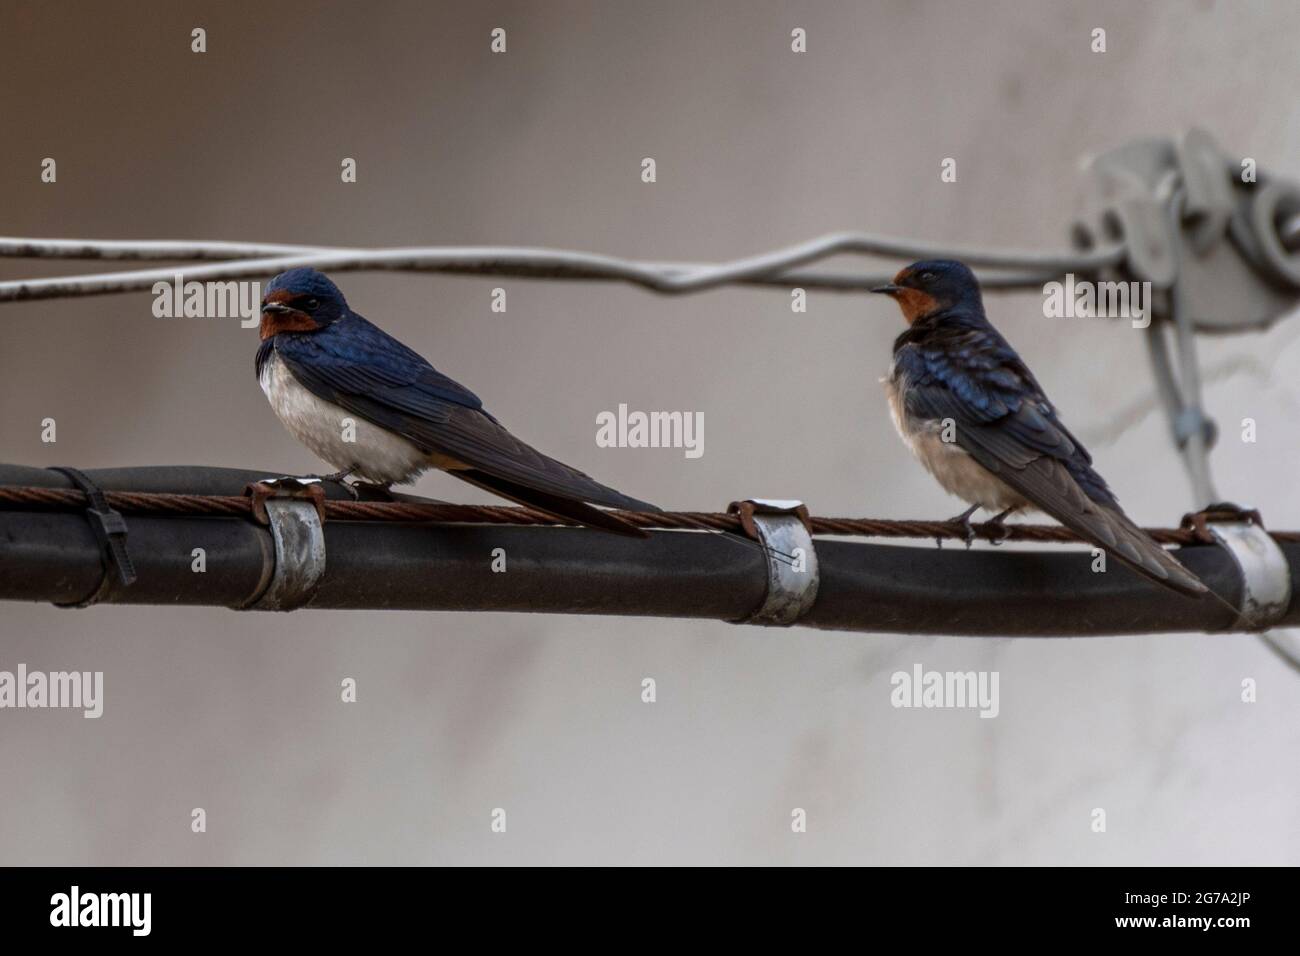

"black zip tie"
[47, 466, 136, 607]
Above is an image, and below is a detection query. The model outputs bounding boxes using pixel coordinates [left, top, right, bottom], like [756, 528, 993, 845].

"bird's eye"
[303, 298, 320, 311]
[918, 271, 936, 283]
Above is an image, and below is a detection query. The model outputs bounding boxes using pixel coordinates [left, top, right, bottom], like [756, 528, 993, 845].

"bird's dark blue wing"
[895, 324, 1116, 504]
[273, 312, 485, 421]
[271, 313, 657, 513]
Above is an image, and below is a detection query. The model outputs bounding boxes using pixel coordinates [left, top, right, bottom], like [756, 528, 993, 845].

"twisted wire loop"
[0, 232, 1124, 302]
[3, 484, 1295, 546]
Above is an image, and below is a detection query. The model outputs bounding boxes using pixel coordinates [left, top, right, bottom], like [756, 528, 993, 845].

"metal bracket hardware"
[1074, 129, 1300, 333]
[243, 478, 328, 611]
[1183, 505, 1291, 630]
[729, 498, 819, 626]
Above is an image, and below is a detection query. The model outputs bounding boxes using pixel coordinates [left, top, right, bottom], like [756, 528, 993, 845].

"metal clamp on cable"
[728, 498, 819, 626]
[1183, 504, 1291, 630]
[48, 465, 136, 608]
[243, 477, 328, 612]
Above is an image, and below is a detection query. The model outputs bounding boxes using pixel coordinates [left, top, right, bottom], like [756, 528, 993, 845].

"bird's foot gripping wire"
[942, 504, 981, 549]
[984, 507, 1017, 546]
[301, 467, 361, 499]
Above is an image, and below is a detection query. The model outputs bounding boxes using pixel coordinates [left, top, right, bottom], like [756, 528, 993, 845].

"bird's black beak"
[872, 284, 900, 296]
[261, 302, 292, 315]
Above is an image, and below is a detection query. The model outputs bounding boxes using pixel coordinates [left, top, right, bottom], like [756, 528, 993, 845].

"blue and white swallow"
[256, 268, 657, 536]
[874, 259, 1207, 595]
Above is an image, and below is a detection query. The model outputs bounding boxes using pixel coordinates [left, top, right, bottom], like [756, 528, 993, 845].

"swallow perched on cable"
[255, 268, 657, 536]
[873, 259, 1207, 595]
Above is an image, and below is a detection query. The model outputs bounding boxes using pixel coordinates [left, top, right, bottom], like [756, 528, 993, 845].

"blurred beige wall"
[1, 0, 1298, 864]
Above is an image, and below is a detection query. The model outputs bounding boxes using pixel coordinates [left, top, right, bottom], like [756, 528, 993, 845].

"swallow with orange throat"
[874, 259, 1207, 596]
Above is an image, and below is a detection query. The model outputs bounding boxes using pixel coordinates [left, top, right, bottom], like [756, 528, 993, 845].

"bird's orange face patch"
[878, 269, 941, 325]
[259, 311, 317, 339]
[884, 270, 939, 324]
[891, 287, 940, 324]
[259, 288, 318, 339]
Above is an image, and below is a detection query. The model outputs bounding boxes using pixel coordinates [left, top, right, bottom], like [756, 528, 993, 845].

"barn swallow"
[256, 268, 657, 536]
[873, 259, 1207, 595]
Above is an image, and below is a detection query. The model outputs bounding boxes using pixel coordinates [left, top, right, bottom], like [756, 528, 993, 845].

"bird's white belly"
[259, 352, 429, 484]
[883, 375, 1027, 512]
